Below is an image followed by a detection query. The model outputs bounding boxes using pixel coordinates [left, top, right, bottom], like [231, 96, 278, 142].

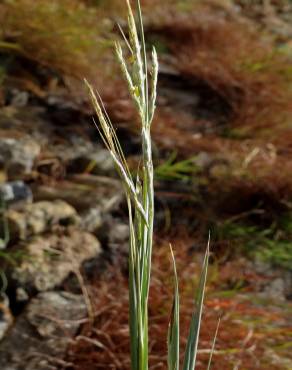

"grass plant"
[86, 1, 213, 369]
[155, 152, 199, 182]
[217, 218, 292, 269]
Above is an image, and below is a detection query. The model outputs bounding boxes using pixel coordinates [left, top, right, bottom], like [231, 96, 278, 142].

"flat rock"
[0, 181, 33, 206]
[68, 148, 116, 177]
[0, 291, 86, 370]
[48, 135, 116, 177]
[33, 175, 124, 212]
[79, 207, 102, 233]
[0, 136, 40, 178]
[10, 229, 101, 294]
[7, 200, 79, 241]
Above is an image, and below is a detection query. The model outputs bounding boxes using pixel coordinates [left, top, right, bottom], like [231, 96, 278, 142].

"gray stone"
[80, 207, 103, 233]
[101, 217, 129, 265]
[108, 221, 129, 245]
[69, 148, 116, 177]
[0, 107, 52, 148]
[9, 89, 30, 108]
[51, 135, 95, 163]
[194, 152, 213, 168]
[261, 278, 286, 302]
[34, 175, 123, 212]
[7, 200, 79, 241]
[11, 229, 101, 293]
[0, 136, 40, 178]
[254, 259, 292, 301]
[0, 291, 86, 370]
[86, 148, 116, 176]
[0, 181, 33, 205]
[50, 134, 116, 176]
[15, 287, 29, 303]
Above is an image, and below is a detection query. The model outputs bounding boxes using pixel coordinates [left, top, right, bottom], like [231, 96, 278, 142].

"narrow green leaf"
[182, 238, 210, 370]
[127, 198, 139, 369]
[167, 244, 180, 370]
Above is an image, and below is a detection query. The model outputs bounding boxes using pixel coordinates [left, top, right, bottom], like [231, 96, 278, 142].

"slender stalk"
[87, 1, 157, 368]
[87, 2, 214, 370]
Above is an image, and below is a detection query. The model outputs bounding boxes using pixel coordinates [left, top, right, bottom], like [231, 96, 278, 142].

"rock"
[0, 181, 33, 206]
[261, 277, 286, 302]
[108, 220, 129, 265]
[8, 89, 30, 108]
[51, 135, 116, 177]
[0, 291, 86, 370]
[51, 135, 95, 162]
[10, 230, 101, 294]
[96, 215, 129, 266]
[283, 270, 292, 300]
[0, 293, 13, 341]
[68, 148, 116, 177]
[0, 106, 52, 147]
[33, 175, 124, 212]
[15, 287, 29, 303]
[254, 260, 292, 301]
[259, 271, 292, 302]
[108, 220, 129, 245]
[194, 152, 213, 168]
[80, 207, 102, 233]
[0, 136, 40, 178]
[6, 200, 79, 241]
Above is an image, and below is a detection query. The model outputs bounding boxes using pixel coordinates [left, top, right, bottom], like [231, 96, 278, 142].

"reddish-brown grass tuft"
[64, 238, 291, 369]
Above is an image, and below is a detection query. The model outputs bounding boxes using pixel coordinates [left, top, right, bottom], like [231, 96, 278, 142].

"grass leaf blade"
[182, 239, 210, 370]
[167, 244, 180, 370]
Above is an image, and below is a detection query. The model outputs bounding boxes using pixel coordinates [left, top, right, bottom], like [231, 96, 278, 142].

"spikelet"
[85, 79, 147, 224]
[115, 41, 143, 117]
[126, 0, 145, 108]
[149, 47, 159, 125]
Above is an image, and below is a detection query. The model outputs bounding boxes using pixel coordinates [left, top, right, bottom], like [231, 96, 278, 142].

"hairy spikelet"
[149, 47, 159, 125]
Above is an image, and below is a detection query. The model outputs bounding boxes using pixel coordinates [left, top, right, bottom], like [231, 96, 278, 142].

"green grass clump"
[86, 1, 215, 369]
[155, 152, 199, 182]
[217, 216, 292, 269]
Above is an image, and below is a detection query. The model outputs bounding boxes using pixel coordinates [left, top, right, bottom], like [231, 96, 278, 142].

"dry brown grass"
[134, 1, 292, 210]
[0, 0, 120, 99]
[0, 0, 109, 74]
[64, 237, 291, 370]
[148, 4, 292, 134]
